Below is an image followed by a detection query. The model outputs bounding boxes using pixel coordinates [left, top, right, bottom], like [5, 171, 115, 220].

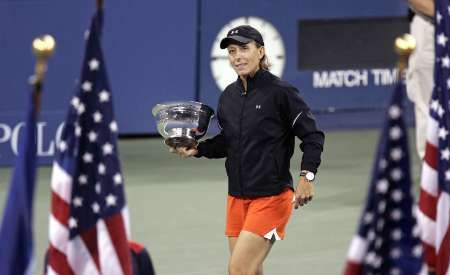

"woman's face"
[227, 41, 264, 78]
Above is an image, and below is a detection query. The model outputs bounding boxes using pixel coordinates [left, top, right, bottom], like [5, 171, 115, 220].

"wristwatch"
[300, 170, 315, 182]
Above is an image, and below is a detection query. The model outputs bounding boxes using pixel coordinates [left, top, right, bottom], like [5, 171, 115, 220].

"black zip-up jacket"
[196, 69, 324, 197]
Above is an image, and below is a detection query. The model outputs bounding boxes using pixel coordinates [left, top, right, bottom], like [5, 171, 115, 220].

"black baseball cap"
[220, 25, 264, 49]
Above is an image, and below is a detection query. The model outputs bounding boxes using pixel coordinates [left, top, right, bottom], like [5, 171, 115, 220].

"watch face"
[306, 172, 315, 181]
[210, 16, 286, 91]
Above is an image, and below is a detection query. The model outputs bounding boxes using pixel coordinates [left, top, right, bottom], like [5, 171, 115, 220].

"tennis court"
[0, 128, 422, 274]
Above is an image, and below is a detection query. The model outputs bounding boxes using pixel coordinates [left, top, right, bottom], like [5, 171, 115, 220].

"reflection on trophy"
[152, 101, 215, 149]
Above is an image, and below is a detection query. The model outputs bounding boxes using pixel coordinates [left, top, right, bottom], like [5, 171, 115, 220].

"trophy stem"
[165, 136, 198, 149]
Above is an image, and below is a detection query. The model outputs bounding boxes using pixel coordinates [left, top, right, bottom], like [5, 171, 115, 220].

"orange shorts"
[225, 188, 294, 240]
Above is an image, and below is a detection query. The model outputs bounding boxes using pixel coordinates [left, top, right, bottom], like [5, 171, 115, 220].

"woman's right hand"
[169, 146, 198, 158]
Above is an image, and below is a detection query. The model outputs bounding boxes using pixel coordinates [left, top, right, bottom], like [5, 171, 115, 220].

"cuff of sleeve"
[194, 143, 204, 158]
[300, 163, 317, 174]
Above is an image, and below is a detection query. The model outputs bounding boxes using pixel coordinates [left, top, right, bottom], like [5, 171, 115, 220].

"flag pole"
[30, 34, 56, 115]
[0, 34, 56, 275]
[394, 33, 416, 76]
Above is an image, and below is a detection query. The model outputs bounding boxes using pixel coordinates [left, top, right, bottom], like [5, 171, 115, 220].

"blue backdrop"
[199, 0, 409, 128]
[0, 0, 198, 165]
[0, 0, 409, 165]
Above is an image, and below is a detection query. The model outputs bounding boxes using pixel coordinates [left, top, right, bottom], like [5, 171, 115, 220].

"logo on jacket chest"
[256, 104, 261, 110]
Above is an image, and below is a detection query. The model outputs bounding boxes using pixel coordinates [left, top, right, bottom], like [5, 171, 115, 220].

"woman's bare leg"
[228, 231, 273, 275]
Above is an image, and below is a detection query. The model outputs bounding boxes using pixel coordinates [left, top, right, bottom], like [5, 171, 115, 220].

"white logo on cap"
[230, 29, 239, 35]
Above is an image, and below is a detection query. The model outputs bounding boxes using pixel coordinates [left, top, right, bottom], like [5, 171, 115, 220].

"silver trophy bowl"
[152, 101, 215, 148]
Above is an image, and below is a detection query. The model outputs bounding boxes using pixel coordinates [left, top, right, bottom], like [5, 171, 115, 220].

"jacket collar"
[237, 69, 269, 94]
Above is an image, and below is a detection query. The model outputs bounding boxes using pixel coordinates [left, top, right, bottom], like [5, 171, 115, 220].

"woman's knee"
[228, 261, 245, 275]
[228, 261, 259, 275]
[255, 265, 263, 275]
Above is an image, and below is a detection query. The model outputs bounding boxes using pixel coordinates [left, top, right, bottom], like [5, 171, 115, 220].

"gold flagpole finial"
[32, 34, 56, 60]
[395, 33, 416, 57]
[394, 34, 416, 75]
[30, 34, 56, 114]
[31, 34, 56, 84]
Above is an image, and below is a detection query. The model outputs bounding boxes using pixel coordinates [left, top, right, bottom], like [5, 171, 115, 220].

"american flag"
[417, 1, 450, 274]
[45, 10, 132, 275]
[343, 82, 425, 275]
[0, 84, 39, 275]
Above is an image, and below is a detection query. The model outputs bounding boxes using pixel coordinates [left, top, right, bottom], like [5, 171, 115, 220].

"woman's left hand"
[176, 147, 198, 158]
[293, 177, 315, 209]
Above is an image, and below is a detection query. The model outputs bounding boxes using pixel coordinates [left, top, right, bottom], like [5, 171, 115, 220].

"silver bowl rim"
[152, 101, 215, 117]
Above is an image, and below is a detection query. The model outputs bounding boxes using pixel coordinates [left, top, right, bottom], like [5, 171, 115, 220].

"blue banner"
[0, 0, 409, 165]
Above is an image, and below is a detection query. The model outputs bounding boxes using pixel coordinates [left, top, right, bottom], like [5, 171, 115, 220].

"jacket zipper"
[238, 90, 247, 196]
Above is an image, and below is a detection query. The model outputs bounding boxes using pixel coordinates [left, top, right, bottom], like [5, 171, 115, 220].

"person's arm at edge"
[409, 0, 434, 18]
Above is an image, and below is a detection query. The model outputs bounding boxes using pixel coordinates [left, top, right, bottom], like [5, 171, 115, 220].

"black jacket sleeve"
[195, 96, 227, 159]
[195, 130, 227, 158]
[280, 87, 325, 173]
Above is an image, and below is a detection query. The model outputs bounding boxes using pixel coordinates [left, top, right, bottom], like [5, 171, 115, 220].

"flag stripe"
[424, 141, 439, 170]
[437, 224, 450, 275]
[426, 116, 440, 147]
[80, 225, 100, 270]
[418, 206, 437, 246]
[104, 214, 133, 275]
[51, 162, 72, 203]
[436, 193, 450, 250]
[343, 260, 362, 275]
[98, 219, 127, 275]
[346, 235, 368, 262]
[122, 207, 131, 239]
[49, 215, 69, 253]
[51, 191, 70, 227]
[47, 265, 59, 275]
[47, 245, 75, 275]
[67, 236, 100, 275]
[421, 161, 439, 196]
[423, 241, 437, 268]
[419, 189, 438, 220]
